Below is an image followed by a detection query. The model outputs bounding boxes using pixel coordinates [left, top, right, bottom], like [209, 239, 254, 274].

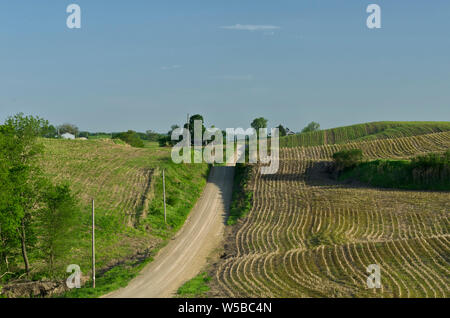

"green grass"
[177, 272, 211, 297]
[227, 164, 253, 225]
[280, 121, 450, 148]
[57, 250, 156, 298]
[2, 138, 209, 297]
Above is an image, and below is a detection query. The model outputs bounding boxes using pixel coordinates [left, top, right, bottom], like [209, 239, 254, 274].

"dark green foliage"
[113, 130, 145, 148]
[339, 150, 450, 190]
[87, 132, 112, 139]
[38, 183, 80, 276]
[251, 117, 268, 133]
[42, 125, 57, 138]
[78, 131, 89, 138]
[277, 124, 287, 137]
[159, 125, 181, 147]
[227, 164, 253, 225]
[332, 149, 363, 172]
[301, 121, 320, 133]
[185, 115, 205, 145]
[145, 130, 163, 142]
[0, 113, 49, 277]
[0, 113, 82, 282]
[58, 123, 79, 136]
[158, 135, 169, 147]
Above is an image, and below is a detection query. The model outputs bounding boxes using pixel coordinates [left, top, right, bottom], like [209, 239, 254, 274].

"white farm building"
[61, 133, 75, 140]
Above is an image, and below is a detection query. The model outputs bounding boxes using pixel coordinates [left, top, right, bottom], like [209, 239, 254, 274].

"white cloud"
[161, 65, 181, 71]
[220, 24, 280, 31]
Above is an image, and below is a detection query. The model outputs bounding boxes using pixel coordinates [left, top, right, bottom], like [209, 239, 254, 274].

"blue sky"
[1, 0, 449, 133]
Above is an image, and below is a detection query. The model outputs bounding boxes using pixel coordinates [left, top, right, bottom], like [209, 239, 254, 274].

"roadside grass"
[58, 252, 154, 298]
[176, 272, 211, 298]
[227, 164, 253, 225]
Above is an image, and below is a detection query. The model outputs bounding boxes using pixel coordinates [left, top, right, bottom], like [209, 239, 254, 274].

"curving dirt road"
[105, 164, 235, 298]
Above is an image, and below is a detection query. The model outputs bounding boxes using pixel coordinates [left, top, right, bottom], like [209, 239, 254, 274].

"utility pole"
[187, 113, 190, 133]
[92, 199, 95, 288]
[187, 113, 191, 145]
[163, 169, 167, 224]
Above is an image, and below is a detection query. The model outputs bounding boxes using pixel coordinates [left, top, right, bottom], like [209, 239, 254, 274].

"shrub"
[113, 130, 144, 148]
[332, 149, 363, 172]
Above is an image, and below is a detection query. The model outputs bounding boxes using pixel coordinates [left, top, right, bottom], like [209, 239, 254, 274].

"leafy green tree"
[38, 183, 79, 276]
[0, 114, 49, 276]
[145, 130, 161, 142]
[78, 131, 89, 138]
[0, 134, 17, 274]
[277, 124, 287, 137]
[58, 123, 79, 136]
[251, 117, 268, 133]
[184, 115, 205, 145]
[301, 121, 320, 133]
[42, 125, 57, 138]
[332, 149, 363, 172]
[113, 130, 144, 148]
[167, 125, 180, 146]
[158, 125, 180, 147]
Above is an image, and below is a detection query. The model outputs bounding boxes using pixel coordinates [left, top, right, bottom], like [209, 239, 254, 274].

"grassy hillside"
[34, 139, 209, 296]
[280, 121, 450, 148]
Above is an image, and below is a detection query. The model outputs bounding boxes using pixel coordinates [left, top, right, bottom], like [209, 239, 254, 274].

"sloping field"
[212, 132, 450, 297]
[38, 139, 209, 280]
[280, 121, 450, 148]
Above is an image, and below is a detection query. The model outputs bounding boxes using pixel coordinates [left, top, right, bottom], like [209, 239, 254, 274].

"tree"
[145, 130, 161, 142]
[78, 131, 89, 138]
[0, 133, 17, 274]
[251, 117, 268, 133]
[332, 149, 363, 172]
[38, 183, 79, 276]
[277, 125, 287, 137]
[58, 123, 79, 136]
[113, 130, 144, 148]
[301, 121, 320, 133]
[185, 115, 205, 145]
[42, 124, 57, 138]
[0, 113, 49, 276]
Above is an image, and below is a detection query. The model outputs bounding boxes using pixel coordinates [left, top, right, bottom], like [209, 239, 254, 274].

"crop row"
[213, 132, 450, 297]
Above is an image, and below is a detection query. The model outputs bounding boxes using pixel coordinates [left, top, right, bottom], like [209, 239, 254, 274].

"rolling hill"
[36, 138, 209, 295]
[210, 129, 450, 298]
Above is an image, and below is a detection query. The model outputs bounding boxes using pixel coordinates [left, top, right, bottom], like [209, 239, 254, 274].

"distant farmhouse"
[285, 128, 296, 136]
[61, 133, 75, 140]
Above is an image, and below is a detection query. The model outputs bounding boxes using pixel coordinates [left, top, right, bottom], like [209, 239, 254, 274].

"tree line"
[157, 114, 321, 146]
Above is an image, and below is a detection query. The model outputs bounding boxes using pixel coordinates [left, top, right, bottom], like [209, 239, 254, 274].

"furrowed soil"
[210, 131, 450, 297]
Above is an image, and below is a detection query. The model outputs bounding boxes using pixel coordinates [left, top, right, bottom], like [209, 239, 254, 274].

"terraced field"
[40, 139, 166, 226]
[212, 132, 450, 297]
